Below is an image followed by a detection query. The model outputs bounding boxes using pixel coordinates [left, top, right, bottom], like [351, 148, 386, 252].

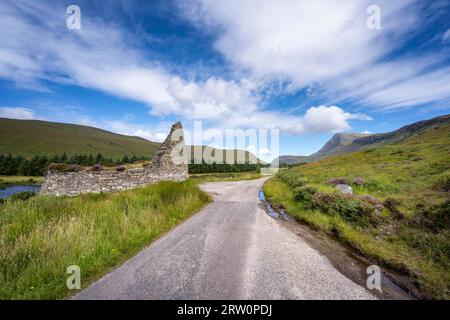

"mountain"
[276, 133, 372, 165]
[187, 145, 262, 164]
[0, 118, 161, 159]
[276, 114, 450, 165]
[0, 118, 263, 163]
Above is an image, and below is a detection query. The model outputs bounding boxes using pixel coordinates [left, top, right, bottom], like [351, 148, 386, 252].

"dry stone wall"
[40, 122, 188, 196]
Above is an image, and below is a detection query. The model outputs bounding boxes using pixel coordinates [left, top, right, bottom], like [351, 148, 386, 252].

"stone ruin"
[40, 122, 188, 196]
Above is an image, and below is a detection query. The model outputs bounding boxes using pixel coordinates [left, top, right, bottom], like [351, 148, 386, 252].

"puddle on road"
[259, 189, 417, 300]
[259, 191, 294, 221]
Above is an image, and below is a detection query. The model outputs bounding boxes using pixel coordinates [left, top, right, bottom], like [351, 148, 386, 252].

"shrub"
[48, 163, 83, 173]
[9, 191, 36, 201]
[312, 192, 381, 226]
[327, 177, 349, 185]
[289, 178, 308, 188]
[91, 164, 103, 172]
[293, 186, 317, 204]
[352, 177, 365, 186]
[359, 194, 381, 205]
[278, 173, 308, 188]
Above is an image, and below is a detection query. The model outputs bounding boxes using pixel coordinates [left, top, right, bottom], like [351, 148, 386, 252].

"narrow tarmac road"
[74, 178, 376, 300]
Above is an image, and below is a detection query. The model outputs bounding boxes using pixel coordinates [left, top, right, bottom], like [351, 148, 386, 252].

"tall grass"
[0, 180, 210, 299]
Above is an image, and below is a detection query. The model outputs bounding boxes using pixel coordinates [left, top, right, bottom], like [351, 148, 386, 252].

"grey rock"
[336, 184, 353, 194]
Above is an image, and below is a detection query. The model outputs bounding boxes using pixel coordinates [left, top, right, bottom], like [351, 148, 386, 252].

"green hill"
[0, 118, 160, 159]
[187, 145, 262, 164]
[0, 118, 263, 165]
[264, 115, 450, 298]
[276, 114, 450, 165]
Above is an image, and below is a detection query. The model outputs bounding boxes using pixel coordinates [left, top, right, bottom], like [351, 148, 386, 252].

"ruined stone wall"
[40, 122, 188, 196]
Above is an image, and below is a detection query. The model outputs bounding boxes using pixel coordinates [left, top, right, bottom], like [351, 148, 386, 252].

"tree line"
[0, 154, 268, 176]
[0, 154, 151, 176]
[188, 161, 267, 174]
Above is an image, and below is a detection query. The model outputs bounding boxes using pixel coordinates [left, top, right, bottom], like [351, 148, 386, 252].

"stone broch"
[40, 122, 188, 196]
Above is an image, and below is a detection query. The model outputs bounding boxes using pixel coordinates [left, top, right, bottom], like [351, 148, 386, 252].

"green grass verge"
[0, 180, 211, 299]
[189, 171, 262, 183]
[264, 177, 449, 299]
[263, 124, 450, 299]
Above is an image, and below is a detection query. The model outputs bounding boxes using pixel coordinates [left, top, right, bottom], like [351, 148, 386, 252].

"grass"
[0, 180, 211, 299]
[0, 176, 44, 190]
[263, 124, 450, 299]
[189, 171, 262, 183]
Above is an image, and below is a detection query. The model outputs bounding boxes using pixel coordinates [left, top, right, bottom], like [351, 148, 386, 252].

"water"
[259, 190, 294, 221]
[0, 185, 41, 199]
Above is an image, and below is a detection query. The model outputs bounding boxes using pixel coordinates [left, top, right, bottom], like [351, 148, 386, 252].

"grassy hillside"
[187, 145, 262, 164]
[277, 133, 371, 165]
[0, 180, 210, 299]
[277, 114, 450, 165]
[0, 119, 262, 167]
[0, 118, 160, 159]
[264, 121, 450, 298]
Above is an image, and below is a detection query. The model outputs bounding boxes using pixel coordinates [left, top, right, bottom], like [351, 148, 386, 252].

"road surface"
[73, 178, 376, 300]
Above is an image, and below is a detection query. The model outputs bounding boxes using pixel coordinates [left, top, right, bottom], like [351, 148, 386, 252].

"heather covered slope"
[264, 120, 450, 298]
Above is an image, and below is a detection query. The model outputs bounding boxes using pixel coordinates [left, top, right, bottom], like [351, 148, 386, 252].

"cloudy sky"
[0, 0, 449, 161]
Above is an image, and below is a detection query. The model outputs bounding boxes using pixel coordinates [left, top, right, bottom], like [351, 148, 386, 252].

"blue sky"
[0, 0, 449, 161]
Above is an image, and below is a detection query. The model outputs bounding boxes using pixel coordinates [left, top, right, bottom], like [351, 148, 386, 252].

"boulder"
[336, 184, 353, 194]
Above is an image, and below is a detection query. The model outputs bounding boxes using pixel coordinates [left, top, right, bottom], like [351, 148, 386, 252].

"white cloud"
[181, 0, 450, 110]
[0, 1, 176, 107]
[443, 29, 450, 41]
[248, 145, 273, 163]
[0, 1, 378, 136]
[218, 105, 371, 135]
[324, 56, 450, 109]
[104, 120, 169, 142]
[181, 0, 415, 86]
[362, 130, 371, 134]
[0, 1, 264, 130]
[163, 77, 258, 119]
[302, 106, 372, 133]
[0, 107, 36, 120]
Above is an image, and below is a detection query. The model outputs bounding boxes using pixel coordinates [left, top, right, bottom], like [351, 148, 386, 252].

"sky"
[0, 0, 449, 162]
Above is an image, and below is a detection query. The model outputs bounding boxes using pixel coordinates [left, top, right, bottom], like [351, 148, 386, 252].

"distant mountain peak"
[316, 132, 372, 155]
[276, 114, 450, 166]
